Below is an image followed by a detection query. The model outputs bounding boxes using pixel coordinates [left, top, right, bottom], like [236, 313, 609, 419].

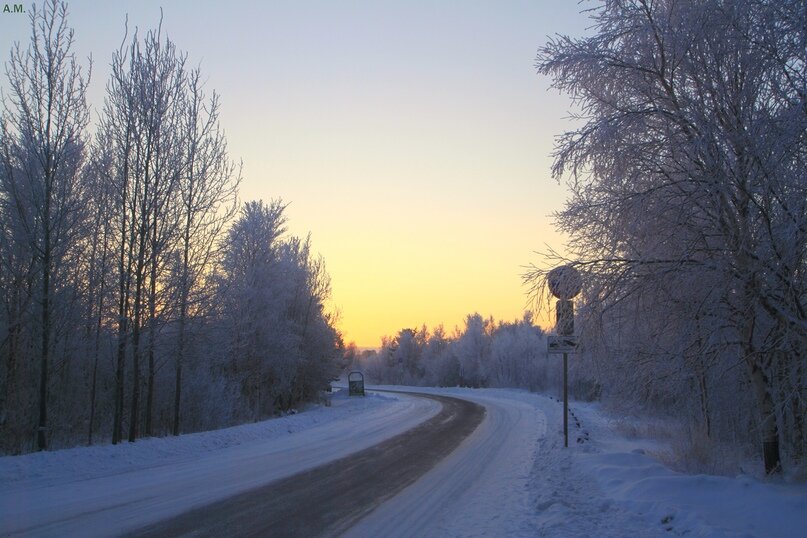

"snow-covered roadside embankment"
[532, 394, 807, 537]
[0, 390, 439, 537]
[350, 386, 807, 538]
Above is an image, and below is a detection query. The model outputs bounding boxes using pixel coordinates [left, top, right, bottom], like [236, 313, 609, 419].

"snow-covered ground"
[0, 390, 439, 537]
[1, 386, 805, 537]
[355, 386, 807, 537]
[559, 398, 807, 537]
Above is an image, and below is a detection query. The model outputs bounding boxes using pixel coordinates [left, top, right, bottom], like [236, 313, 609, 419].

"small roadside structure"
[348, 371, 365, 396]
[546, 264, 582, 449]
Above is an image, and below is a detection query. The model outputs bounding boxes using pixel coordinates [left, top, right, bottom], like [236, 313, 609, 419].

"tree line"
[0, 1, 342, 454]
[527, 0, 806, 476]
[355, 313, 565, 393]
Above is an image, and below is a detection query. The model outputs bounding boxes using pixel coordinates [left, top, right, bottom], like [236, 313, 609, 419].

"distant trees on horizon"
[0, 0, 342, 455]
[357, 313, 559, 393]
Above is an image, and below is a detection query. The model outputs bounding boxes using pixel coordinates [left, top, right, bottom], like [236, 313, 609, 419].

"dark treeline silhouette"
[0, 1, 342, 454]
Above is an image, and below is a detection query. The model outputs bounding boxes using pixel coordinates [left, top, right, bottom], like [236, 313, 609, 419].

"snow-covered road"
[2, 386, 806, 537]
[347, 387, 544, 537]
[0, 391, 439, 537]
[3, 388, 546, 537]
[130, 392, 485, 536]
[355, 387, 807, 537]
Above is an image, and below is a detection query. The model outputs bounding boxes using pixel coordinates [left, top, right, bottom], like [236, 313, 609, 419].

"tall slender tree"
[171, 67, 239, 435]
[101, 21, 186, 443]
[0, 0, 90, 450]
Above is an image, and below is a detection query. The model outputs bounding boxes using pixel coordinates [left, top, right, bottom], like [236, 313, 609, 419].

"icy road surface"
[0, 391, 439, 537]
[130, 393, 485, 536]
[346, 387, 546, 537]
[2, 386, 806, 537]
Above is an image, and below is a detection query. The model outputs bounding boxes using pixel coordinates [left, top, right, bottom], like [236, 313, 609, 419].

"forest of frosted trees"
[1, 0, 804, 483]
[0, 1, 342, 454]
[526, 0, 806, 476]
[356, 313, 560, 393]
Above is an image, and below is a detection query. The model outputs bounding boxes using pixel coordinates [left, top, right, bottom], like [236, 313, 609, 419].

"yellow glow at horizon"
[0, 0, 586, 349]
[237, 122, 569, 347]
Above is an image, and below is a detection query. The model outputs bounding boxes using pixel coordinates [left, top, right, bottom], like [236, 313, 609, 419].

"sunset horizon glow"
[1, 1, 590, 348]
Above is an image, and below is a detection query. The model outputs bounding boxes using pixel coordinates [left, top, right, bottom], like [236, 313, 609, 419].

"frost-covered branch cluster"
[0, 1, 342, 454]
[530, 0, 806, 474]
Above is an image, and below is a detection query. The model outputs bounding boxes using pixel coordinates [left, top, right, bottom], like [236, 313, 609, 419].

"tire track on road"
[129, 392, 485, 538]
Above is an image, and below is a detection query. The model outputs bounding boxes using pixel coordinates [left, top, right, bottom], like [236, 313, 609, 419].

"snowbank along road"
[129, 392, 484, 537]
[4, 386, 805, 537]
[1, 391, 439, 537]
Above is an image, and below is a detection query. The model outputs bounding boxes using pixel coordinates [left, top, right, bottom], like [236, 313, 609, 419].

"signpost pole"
[563, 351, 568, 448]
[546, 264, 582, 450]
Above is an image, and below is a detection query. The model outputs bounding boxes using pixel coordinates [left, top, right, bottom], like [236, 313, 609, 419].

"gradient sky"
[1, 1, 591, 348]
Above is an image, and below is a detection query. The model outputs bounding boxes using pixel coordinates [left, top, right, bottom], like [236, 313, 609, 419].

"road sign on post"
[546, 265, 582, 449]
[547, 335, 578, 354]
[348, 371, 365, 396]
[556, 300, 574, 336]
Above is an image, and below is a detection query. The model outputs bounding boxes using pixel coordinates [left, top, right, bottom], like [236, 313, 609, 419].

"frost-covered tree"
[489, 312, 547, 391]
[100, 21, 187, 443]
[454, 314, 494, 388]
[81, 143, 116, 446]
[171, 67, 240, 436]
[0, 3, 340, 454]
[0, 0, 90, 450]
[217, 201, 340, 420]
[531, 0, 807, 474]
[421, 325, 454, 386]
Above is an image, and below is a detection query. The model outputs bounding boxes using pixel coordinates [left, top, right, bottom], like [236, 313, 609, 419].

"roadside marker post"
[546, 265, 581, 449]
[348, 371, 365, 396]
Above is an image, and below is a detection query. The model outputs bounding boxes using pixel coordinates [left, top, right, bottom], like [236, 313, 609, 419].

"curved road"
[345, 389, 544, 537]
[129, 393, 485, 537]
